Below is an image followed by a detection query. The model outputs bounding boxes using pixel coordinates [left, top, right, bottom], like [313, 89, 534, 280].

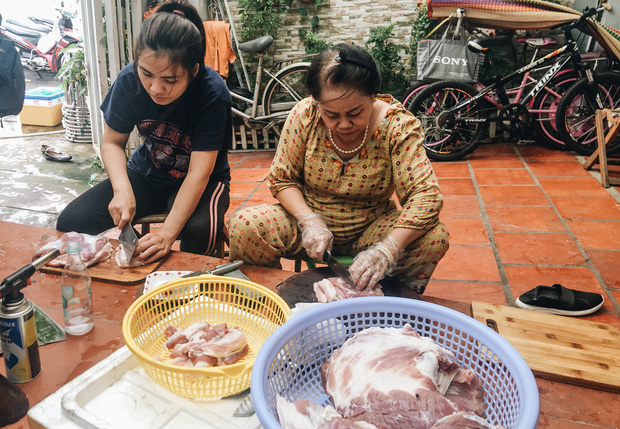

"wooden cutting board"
[472, 301, 620, 392]
[40, 239, 168, 285]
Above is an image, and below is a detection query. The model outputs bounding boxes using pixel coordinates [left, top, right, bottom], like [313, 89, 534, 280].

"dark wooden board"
[40, 239, 169, 285]
[275, 267, 420, 307]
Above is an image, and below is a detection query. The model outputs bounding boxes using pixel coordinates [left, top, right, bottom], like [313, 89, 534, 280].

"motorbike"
[0, 9, 81, 75]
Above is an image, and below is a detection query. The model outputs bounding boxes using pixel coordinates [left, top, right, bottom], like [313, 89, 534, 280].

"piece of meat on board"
[321, 324, 488, 429]
[34, 231, 112, 267]
[313, 277, 383, 303]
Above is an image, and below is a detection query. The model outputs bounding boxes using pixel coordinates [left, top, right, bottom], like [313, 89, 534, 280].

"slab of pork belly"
[313, 277, 383, 303]
[276, 395, 378, 429]
[321, 324, 485, 428]
[34, 231, 112, 267]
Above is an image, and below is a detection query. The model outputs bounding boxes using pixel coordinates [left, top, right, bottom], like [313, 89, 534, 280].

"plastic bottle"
[60, 241, 94, 335]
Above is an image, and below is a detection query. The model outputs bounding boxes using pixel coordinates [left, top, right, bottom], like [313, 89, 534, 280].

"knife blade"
[118, 224, 139, 262]
[179, 260, 245, 279]
[323, 250, 356, 289]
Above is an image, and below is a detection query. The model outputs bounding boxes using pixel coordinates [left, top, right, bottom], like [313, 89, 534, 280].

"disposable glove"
[349, 235, 404, 291]
[298, 213, 333, 261]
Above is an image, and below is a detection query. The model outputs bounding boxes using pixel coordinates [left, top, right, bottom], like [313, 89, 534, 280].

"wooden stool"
[133, 214, 228, 258]
[582, 109, 620, 188]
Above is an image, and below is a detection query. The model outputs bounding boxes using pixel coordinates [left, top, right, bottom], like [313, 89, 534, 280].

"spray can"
[0, 295, 41, 383]
[0, 248, 60, 383]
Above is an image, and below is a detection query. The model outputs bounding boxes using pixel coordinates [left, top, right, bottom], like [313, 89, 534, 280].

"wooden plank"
[472, 301, 620, 393]
[40, 239, 169, 285]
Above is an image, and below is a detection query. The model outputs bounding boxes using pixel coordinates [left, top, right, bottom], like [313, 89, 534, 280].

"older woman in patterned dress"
[227, 44, 449, 294]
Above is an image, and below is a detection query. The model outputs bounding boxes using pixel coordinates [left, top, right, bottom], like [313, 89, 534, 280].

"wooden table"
[1, 221, 619, 428]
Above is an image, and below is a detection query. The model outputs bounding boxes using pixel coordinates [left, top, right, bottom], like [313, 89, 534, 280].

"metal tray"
[28, 346, 261, 429]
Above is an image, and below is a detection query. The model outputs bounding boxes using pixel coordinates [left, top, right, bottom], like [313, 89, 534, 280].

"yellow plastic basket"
[122, 274, 289, 399]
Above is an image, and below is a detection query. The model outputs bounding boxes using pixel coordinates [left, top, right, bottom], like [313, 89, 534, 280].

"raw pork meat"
[430, 412, 506, 428]
[164, 322, 249, 367]
[276, 396, 378, 429]
[313, 277, 383, 303]
[320, 324, 489, 429]
[34, 231, 112, 267]
[114, 243, 145, 268]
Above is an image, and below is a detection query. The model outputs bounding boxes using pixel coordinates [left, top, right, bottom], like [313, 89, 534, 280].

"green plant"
[366, 25, 408, 98]
[303, 31, 331, 55]
[286, 0, 323, 38]
[238, 0, 288, 40]
[409, 4, 435, 69]
[55, 44, 87, 96]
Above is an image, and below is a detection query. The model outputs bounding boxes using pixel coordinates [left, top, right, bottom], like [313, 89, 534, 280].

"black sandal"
[41, 145, 72, 162]
[516, 284, 604, 316]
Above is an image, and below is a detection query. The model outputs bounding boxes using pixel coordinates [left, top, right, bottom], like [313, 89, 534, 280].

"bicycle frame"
[230, 57, 308, 126]
[443, 40, 583, 126]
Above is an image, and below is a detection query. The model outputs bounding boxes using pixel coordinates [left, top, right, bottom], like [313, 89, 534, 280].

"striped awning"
[425, 0, 620, 59]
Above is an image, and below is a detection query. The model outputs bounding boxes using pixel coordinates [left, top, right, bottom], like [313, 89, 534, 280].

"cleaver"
[323, 250, 356, 288]
[118, 224, 140, 262]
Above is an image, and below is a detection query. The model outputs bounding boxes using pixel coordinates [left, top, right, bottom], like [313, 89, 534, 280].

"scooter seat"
[6, 18, 49, 34]
[468, 36, 512, 54]
[3, 21, 41, 39]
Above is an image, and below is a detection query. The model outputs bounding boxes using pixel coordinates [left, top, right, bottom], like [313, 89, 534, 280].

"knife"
[323, 250, 356, 289]
[118, 224, 139, 262]
[180, 260, 245, 279]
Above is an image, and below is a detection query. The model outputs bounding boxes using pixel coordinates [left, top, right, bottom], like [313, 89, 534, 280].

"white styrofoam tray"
[28, 346, 261, 429]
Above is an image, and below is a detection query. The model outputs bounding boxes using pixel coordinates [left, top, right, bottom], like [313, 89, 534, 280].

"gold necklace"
[328, 120, 370, 154]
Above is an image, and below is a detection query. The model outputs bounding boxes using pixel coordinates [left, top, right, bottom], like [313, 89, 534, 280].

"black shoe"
[516, 284, 604, 316]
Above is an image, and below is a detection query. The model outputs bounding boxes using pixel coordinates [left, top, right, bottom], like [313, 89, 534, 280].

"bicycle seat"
[238, 35, 274, 54]
[516, 36, 557, 48]
[468, 36, 512, 53]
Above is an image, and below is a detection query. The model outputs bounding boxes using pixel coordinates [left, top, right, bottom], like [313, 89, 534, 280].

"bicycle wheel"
[531, 71, 580, 150]
[402, 81, 429, 112]
[408, 80, 485, 161]
[262, 63, 310, 121]
[556, 72, 620, 156]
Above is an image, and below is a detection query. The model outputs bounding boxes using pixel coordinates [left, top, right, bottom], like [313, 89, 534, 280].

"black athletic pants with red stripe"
[56, 169, 229, 255]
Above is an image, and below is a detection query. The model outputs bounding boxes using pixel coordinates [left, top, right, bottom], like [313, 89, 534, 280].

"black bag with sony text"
[416, 20, 484, 83]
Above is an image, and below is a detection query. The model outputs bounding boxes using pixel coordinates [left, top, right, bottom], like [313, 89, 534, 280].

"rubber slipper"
[516, 284, 604, 316]
[42, 146, 72, 162]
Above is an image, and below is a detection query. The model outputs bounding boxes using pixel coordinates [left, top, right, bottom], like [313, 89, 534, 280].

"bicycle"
[407, 6, 618, 161]
[229, 35, 312, 136]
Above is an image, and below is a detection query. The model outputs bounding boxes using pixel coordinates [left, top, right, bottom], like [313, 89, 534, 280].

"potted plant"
[55, 44, 92, 143]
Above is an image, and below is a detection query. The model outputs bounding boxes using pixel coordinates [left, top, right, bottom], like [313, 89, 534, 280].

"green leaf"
[310, 15, 319, 26]
[298, 7, 308, 16]
[314, 0, 323, 5]
[299, 28, 308, 37]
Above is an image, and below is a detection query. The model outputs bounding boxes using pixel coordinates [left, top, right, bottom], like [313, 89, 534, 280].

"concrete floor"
[0, 69, 103, 229]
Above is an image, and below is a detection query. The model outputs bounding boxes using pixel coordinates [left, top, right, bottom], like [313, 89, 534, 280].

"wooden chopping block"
[40, 239, 169, 285]
[472, 301, 620, 392]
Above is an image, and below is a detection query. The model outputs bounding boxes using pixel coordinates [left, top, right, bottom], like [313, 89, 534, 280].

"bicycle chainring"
[498, 103, 531, 136]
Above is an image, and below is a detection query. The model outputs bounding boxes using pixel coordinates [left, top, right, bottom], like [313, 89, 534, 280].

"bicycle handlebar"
[555, 6, 605, 33]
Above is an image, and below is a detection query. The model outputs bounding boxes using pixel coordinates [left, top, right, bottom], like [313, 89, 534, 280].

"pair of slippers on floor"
[41, 145, 72, 162]
[516, 284, 604, 316]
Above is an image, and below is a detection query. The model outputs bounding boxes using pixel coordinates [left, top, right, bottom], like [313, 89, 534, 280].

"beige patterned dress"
[228, 95, 449, 293]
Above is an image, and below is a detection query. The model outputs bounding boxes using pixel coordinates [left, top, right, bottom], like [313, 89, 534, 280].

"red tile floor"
[227, 143, 620, 326]
[226, 143, 620, 428]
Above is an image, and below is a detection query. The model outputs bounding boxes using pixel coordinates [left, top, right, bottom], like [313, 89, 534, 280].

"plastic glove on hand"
[349, 236, 404, 291]
[298, 213, 333, 261]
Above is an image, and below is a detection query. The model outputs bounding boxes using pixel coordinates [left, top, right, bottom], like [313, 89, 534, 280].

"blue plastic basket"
[251, 297, 539, 429]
